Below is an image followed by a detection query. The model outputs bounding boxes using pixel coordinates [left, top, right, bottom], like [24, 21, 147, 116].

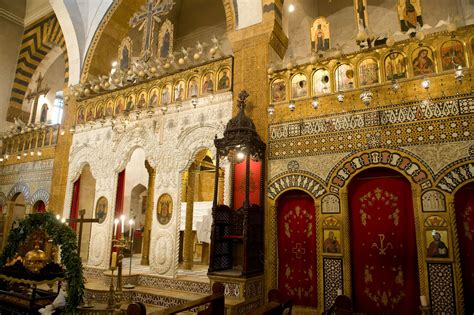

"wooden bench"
[246, 289, 293, 315]
[126, 282, 225, 315]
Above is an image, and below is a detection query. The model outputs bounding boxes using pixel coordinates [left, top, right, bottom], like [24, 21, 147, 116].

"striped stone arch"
[268, 173, 326, 200]
[29, 189, 50, 206]
[0, 192, 6, 207]
[7, 182, 31, 201]
[436, 161, 474, 193]
[7, 13, 68, 122]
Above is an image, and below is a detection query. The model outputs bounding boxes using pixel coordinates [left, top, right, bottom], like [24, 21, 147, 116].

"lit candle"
[120, 215, 125, 237]
[420, 295, 428, 307]
[129, 219, 134, 239]
[114, 218, 119, 239]
[111, 252, 117, 268]
[337, 289, 343, 296]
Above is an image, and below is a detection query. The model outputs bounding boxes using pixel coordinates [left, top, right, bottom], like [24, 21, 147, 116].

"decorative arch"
[436, 161, 474, 193]
[0, 192, 6, 207]
[268, 172, 326, 200]
[328, 149, 432, 192]
[7, 182, 31, 201]
[7, 14, 68, 122]
[29, 189, 50, 206]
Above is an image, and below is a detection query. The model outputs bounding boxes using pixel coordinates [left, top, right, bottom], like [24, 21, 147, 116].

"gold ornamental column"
[183, 163, 196, 270]
[141, 160, 156, 265]
[218, 168, 225, 204]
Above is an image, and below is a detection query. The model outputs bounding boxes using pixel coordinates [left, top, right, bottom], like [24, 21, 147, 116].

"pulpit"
[208, 90, 265, 282]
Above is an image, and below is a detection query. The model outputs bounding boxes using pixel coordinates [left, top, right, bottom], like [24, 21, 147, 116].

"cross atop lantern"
[209, 91, 266, 277]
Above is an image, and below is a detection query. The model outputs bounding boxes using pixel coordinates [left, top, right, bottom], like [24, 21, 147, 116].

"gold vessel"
[24, 245, 48, 273]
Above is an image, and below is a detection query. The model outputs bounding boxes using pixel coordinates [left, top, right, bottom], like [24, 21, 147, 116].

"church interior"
[0, 0, 473, 314]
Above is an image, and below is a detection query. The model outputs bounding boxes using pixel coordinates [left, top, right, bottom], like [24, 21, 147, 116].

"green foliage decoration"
[0, 212, 84, 312]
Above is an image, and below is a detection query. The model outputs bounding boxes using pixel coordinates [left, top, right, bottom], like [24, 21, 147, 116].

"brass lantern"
[24, 245, 48, 273]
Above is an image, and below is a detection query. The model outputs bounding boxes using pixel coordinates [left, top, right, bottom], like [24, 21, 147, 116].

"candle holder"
[123, 234, 135, 289]
[107, 266, 117, 309]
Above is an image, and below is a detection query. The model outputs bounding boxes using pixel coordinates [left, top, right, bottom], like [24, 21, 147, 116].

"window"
[53, 91, 64, 124]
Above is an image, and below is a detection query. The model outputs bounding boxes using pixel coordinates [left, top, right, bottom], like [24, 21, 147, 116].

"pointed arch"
[7, 182, 31, 201]
[29, 189, 50, 206]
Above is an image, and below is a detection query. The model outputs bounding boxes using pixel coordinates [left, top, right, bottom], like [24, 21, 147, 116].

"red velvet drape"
[34, 201, 46, 213]
[349, 170, 419, 314]
[277, 191, 317, 307]
[114, 170, 126, 238]
[70, 178, 81, 231]
[455, 182, 474, 314]
[233, 159, 261, 208]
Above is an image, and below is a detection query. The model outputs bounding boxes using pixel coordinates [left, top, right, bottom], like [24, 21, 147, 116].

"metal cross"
[129, 0, 175, 60]
[26, 73, 50, 124]
[67, 209, 100, 256]
[356, 0, 367, 28]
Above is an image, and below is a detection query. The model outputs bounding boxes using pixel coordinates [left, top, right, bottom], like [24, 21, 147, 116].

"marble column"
[141, 160, 155, 265]
[183, 163, 196, 270]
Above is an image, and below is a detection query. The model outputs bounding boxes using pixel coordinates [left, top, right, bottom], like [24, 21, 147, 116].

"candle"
[420, 295, 428, 307]
[111, 252, 117, 268]
[337, 289, 343, 296]
[120, 215, 125, 236]
[129, 219, 134, 239]
[114, 219, 119, 239]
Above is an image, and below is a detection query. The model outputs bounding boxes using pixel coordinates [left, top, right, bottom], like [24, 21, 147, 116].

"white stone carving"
[321, 194, 340, 214]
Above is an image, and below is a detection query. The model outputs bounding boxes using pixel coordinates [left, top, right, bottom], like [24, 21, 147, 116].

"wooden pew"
[126, 282, 225, 315]
[246, 289, 293, 315]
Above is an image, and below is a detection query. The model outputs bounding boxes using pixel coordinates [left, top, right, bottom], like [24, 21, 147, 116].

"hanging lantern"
[391, 79, 400, 92]
[267, 104, 275, 116]
[421, 77, 430, 90]
[336, 92, 345, 103]
[311, 97, 319, 110]
[360, 89, 373, 106]
[288, 99, 296, 112]
[191, 95, 198, 108]
[454, 65, 464, 82]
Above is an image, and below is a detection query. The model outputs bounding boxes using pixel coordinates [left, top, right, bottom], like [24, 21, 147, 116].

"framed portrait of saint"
[310, 17, 330, 53]
[335, 64, 354, 91]
[115, 95, 125, 115]
[188, 76, 199, 98]
[384, 52, 407, 81]
[202, 73, 214, 95]
[86, 106, 95, 122]
[161, 84, 172, 105]
[358, 58, 379, 86]
[174, 80, 185, 102]
[312, 69, 330, 95]
[426, 230, 449, 259]
[440, 40, 466, 71]
[397, 0, 423, 32]
[95, 103, 105, 119]
[136, 90, 147, 110]
[125, 94, 136, 111]
[217, 68, 231, 90]
[291, 73, 308, 99]
[158, 20, 173, 59]
[76, 107, 85, 124]
[271, 78, 286, 102]
[105, 99, 114, 117]
[323, 229, 341, 254]
[149, 88, 159, 107]
[412, 46, 436, 77]
[157, 193, 173, 225]
[95, 197, 108, 224]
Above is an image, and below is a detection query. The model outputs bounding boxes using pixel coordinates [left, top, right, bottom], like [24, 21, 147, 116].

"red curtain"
[349, 169, 419, 314]
[277, 191, 317, 307]
[70, 178, 81, 231]
[455, 182, 474, 314]
[114, 170, 126, 238]
[233, 159, 261, 209]
[34, 201, 46, 213]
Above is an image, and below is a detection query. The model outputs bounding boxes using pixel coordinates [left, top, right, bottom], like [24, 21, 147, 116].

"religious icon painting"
[358, 58, 379, 87]
[310, 17, 330, 53]
[217, 68, 231, 90]
[384, 52, 407, 81]
[125, 94, 136, 111]
[76, 107, 85, 124]
[271, 78, 286, 102]
[157, 193, 172, 225]
[174, 80, 185, 102]
[95, 196, 108, 224]
[136, 90, 147, 110]
[202, 73, 214, 95]
[105, 99, 114, 117]
[354, 0, 369, 34]
[312, 69, 330, 95]
[118, 37, 132, 70]
[335, 64, 355, 91]
[412, 46, 436, 77]
[426, 229, 449, 259]
[86, 106, 95, 122]
[95, 103, 105, 119]
[291, 73, 308, 99]
[158, 20, 173, 59]
[397, 0, 423, 32]
[188, 76, 199, 98]
[148, 87, 159, 107]
[440, 40, 466, 71]
[115, 95, 125, 115]
[323, 229, 341, 254]
[161, 84, 172, 105]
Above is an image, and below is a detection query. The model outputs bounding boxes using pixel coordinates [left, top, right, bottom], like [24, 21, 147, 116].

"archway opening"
[179, 148, 222, 274]
[275, 189, 317, 308]
[454, 182, 474, 314]
[1, 192, 27, 252]
[32, 200, 46, 213]
[348, 167, 419, 313]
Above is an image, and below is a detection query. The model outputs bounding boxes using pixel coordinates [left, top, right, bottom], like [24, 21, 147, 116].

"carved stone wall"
[63, 92, 233, 273]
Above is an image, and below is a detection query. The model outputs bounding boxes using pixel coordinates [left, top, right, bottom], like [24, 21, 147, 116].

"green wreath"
[0, 212, 84, 312]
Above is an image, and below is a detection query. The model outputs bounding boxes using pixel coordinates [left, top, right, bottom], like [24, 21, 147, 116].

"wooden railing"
[1, 124, 60, 158]
[126, 282, 225, 315]
[246, 289, 293, 315]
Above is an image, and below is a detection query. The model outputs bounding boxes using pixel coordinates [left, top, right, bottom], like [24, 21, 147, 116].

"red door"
[277, 190, 317, 307]
[349, 169, 419, 314]
[455, 182, 474, 314]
